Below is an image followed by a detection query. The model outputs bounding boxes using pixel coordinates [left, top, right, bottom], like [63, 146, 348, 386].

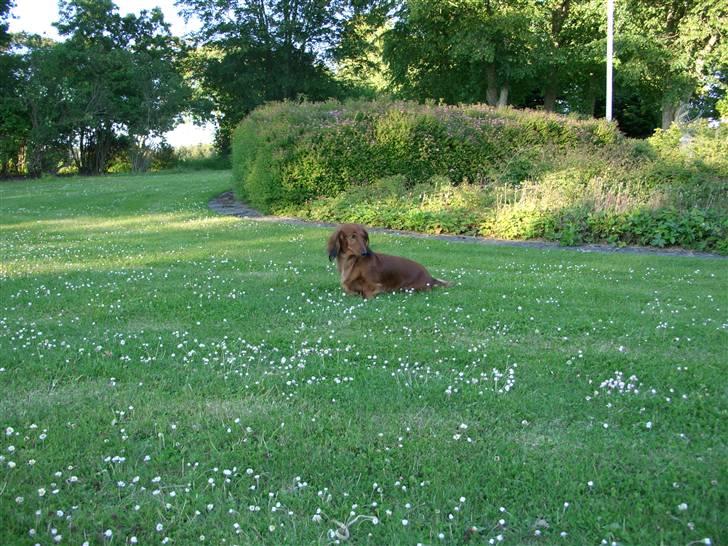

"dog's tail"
[432, 277, 451, 288]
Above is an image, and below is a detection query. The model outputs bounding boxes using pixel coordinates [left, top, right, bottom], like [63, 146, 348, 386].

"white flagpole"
[606, 0, 614, 121]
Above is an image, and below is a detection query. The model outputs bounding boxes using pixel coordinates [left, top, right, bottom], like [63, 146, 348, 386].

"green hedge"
[232, 100, 727, 252]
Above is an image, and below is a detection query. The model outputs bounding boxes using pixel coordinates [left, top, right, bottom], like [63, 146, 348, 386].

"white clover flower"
[401, 519, 409, 526]
[156, 523, 164, 532]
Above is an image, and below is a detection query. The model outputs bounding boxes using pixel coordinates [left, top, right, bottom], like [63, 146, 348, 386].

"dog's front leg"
[341, 282, 359, 296]
[361, 283, 385, 299]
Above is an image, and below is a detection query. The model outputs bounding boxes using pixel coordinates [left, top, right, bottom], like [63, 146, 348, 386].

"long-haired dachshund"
[327, 224, 449, 298]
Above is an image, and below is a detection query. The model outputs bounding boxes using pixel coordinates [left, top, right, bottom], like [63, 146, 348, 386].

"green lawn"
[1, 171, 725, 546]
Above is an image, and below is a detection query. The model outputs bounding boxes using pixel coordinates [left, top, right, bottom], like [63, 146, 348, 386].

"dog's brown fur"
[327, 224, 449, 298]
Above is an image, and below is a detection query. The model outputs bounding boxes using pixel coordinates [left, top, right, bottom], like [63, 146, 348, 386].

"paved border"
[209, 191, 725, 259]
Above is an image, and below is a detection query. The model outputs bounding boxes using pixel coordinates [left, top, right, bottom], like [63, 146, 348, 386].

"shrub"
[232, 100, 727, 252]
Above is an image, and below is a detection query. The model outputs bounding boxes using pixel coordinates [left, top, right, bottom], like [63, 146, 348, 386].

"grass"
[1, 170, 726, 546]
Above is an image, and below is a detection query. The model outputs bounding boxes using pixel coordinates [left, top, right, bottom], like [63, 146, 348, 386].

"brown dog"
[327, 224, 449, 298]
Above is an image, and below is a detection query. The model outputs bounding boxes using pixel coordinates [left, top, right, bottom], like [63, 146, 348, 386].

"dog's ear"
[327, 229, 342, 261]
[362, 227, 372, 252]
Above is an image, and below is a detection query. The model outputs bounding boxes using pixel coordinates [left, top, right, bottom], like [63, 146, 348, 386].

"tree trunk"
[660, 98, 691, 129]
[485, 63, 498, 106]
[130, 137, 151, 173]
[543, 84, 557, 112]
[497, 85, 509, 108]
[661, 101, 676, 129]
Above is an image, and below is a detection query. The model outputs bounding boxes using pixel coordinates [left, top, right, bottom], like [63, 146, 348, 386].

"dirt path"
[209, 191, 724, 259]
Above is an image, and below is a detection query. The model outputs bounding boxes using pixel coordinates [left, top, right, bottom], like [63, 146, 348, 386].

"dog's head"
[327, 224, 372, 261]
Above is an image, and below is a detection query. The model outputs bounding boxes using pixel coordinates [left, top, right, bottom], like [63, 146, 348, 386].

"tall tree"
[0, 1, 27, 175]
[50, 0, 192, 173]
[177, 0, 389, 151]
[118, 8, 192, 171]
[54, 0, 136, 174]
[383, 0, 535, 106]
[620, 0, 727, 128]
[527, 0, 605, 112]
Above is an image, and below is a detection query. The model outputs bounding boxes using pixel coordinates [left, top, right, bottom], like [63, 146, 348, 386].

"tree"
[118, 9, 192, 171]
[53, 0, 139, 174]
[0, 0, 13, 47]
[16, 35, 72, 176]
[49, 0, 192, 173]
[0, 0, 28, 176]
[334, 4, 395, 95]
[525, 0, 606, 113]
[383, 0, 535, 105]
[620, 0, 727, 128]
[177, 0, 390, 151]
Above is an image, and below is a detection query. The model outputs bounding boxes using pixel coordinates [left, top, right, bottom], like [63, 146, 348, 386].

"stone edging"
[209, 191, 725, 259]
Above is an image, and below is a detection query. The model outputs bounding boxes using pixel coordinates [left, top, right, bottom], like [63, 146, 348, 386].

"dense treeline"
[0, 0, 726, 177]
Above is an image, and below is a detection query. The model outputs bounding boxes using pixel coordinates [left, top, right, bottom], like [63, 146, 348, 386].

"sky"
[7, 0, 216, 148]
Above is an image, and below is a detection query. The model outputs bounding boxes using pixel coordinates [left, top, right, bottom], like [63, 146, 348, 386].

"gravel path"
[209, 190, 724, 259]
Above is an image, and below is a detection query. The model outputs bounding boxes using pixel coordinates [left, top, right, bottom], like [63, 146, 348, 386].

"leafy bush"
[232, 100, 727, 252]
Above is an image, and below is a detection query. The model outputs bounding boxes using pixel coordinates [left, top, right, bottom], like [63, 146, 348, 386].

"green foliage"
[0, 0, 192, 177]
[233, 100, 727, 252]
[0, 1, 12, 47]
[177, 0, 393, 152]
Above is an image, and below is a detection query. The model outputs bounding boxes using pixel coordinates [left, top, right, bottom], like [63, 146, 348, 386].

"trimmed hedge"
[232, 100, 727, 252]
